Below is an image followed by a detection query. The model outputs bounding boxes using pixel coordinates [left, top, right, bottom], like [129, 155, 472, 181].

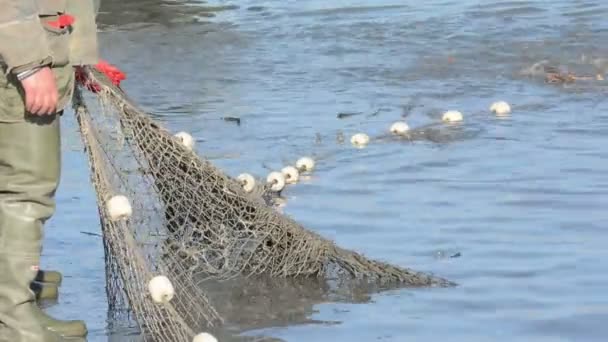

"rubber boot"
[32, 306, 88, 338]
[0, 113, 71, 342]
[35, 270, 63, 286]
[31, 281, 59, 301]
[0, 321, 65, 342]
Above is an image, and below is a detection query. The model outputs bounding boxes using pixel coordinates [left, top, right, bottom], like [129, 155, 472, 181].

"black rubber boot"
[30, 281, 59, 301]
[35, 270, 63, 286]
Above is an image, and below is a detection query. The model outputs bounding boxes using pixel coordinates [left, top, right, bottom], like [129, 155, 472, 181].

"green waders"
[32, 269, 64, 301]
[0, 113, 66, 342]
[0, 54, 87, 341]
[36, 270, 63, 286]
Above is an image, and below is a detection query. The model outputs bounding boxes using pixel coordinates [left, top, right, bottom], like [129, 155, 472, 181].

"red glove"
[96, 60, 126, 86]
[75, 59, 126, 93]
[47, 14, 75, 29]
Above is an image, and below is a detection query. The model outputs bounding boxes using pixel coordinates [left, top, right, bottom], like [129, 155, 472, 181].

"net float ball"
[442, 110, 463, 123]
[266, 171, 286, 192]
[174, 131, 195, 150]
[489, 101, 511, 116]
[389, 121, 410, 135]
[350, 133, 370, 147]
[295, 157, 315, 173]
[237, 173, 256, 193]
[148, 275, 175, 304]
[281, 166, 300, 184]
[192, 332, 218, 342]
[106, 195, 132, 221]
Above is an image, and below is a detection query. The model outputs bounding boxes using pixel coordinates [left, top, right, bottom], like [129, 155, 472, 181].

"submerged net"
[73, 66, 454, 340]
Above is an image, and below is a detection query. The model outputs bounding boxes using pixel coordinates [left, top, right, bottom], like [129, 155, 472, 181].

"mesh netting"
[73, 88, 223, 341]
[73, 66, 454, 340]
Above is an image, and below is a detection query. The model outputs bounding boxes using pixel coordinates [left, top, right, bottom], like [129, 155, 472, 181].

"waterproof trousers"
[0, 112, 64, 341]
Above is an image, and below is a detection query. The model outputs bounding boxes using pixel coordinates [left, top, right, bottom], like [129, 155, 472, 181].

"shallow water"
[44, 0, 608, 341]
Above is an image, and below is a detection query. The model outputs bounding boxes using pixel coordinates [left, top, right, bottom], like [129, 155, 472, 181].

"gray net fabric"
[72, 66, 454, 340]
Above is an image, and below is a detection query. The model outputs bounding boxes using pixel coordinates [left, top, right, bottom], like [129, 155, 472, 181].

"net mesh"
[73, 87, 223, 341]
[72, 66, 454, 340]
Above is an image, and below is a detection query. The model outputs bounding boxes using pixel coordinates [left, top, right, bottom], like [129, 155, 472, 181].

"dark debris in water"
[520, 60, 606, 86]
[434, 250, 462, 259]
[366, 108, 382, 118]
[80, 231, 102, 238]
[336, 108, 387, 119]
[222, 116, 241, 126]
[247, 6, 267, 12]
[337, 111, 363, 119]
[544, 71, 604, 84]
[198, 5, 240, 12]
[483, 136, 520, 142]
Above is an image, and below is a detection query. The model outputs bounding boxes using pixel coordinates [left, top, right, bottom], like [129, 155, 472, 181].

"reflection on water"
[199, 276, 374, 340]
[46, 0, 608, 341]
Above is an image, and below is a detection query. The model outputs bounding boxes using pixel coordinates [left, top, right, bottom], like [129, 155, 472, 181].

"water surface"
[44, 0, 608, 341]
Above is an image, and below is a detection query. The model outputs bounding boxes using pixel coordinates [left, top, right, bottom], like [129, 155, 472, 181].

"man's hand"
[20, 67, 59, 116]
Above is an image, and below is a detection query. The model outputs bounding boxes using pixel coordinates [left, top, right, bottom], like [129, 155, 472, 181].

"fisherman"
[0, 0, 124, 340]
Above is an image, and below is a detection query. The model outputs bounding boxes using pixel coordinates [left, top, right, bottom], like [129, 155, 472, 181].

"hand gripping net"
[73, 66, 454, 340]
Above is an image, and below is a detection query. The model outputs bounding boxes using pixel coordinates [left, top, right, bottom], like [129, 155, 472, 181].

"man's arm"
[0, 0, 58, 115]
[0, 0, 53, 75]
[70, 0, 127, 91]
[69, 0, 126, 92]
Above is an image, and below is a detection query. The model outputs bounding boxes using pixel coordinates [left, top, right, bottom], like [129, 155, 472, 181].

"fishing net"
[72, 88, 223, 341]
[72, 66, 454, 340]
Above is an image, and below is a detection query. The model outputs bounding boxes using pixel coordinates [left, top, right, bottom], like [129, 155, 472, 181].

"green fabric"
[39, 15, 72, 69]
[30, 281, 59, 301]
[36, 0, 68, 16]
[0, 1, 99, 339]
[0, 63, 74, 123]
[32, 306, 87, 338]
[35, 270, 63, 286]
[0, 0, 53, 74]
[0, 113, 64, 341]
[66, 0, 99, 66]
[0, 1, 100, 74]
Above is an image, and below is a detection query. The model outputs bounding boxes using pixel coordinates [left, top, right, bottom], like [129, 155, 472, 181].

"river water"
[43, 0, 608, 341]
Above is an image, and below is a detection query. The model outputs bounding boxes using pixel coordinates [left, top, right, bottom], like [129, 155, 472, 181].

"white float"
[295, 157, 315, 173]
[106, 195, 132, 221]
[350, 133, 370, 147]
[192, 332, 218, 342]
[442, 110, 463, 123]
[148, 275, 175, 304]
[281, 166, 300, 184]
[237, 173, 256, 193]
[390, 121, 410, 135]
[266, 171, 286, 192]
[174, 132, 195, 150]
[490, 101, 511, 116]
